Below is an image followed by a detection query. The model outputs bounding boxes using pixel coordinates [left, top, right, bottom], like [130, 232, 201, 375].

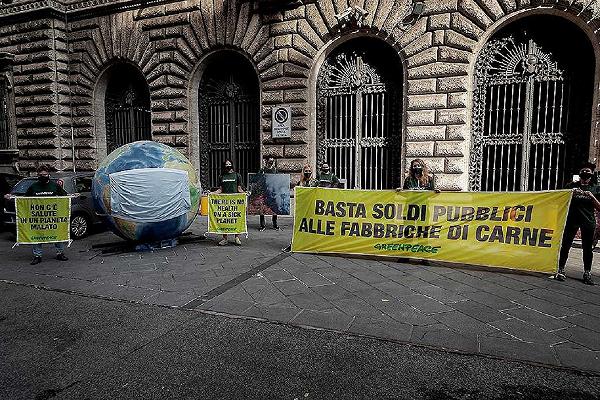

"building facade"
[0, 0, 599, 191]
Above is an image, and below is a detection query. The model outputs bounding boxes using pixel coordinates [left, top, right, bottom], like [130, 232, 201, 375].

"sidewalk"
[1, 216, 599, 373]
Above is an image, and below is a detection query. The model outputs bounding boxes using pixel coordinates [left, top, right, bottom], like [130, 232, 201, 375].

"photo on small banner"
[207, 193, 248, 235]
[247, 173, 291, 216]
[16, 196, 72, 245]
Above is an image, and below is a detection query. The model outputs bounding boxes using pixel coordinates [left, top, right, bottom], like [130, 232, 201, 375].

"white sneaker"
[234, 237, 242, 246]
[218, 239, 228, 246]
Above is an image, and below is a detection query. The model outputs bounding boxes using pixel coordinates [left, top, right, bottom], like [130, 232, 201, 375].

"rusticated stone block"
[284, 62, 310, 78]
[408, 62, 468, 79]
[406, 125, 447, 141]
[283, 89, 308, 103]
[428, 13, 451, 30]
[263, 77, 307, 91]
[437, 76, 470, 92]
[407, 110, 436, 125]
[457, 0, 494, 29]
[284, 144, 308, 158]
[477, 0, 505, 20]
[272, 21, 298, 36]
[407, 47, 439, 68]
[276, 159, 306, 173]
[297, 19, 324, 50]
[408, 78, 437, 94]
[436, 108, 467, 124]
[263, 90, 284, 105]
[444, 30, 477, 51]
[446, 124, 468, 140]
[404, 32, 433, 57]
[275, 35, 293, 48]
[450, 12, 484, 40]
[417, 157, 445, 173]
[434, 140, 465, 157]
[263, 145, 285, 158]
[448, 92, 468, 108]
[438, 46, 471, 63]
[424, 0, 458, 14]
[407, 93, 448, 110]
[405, 141, 435, 157]
[434, 173, 467, 191]
[445, 157, 466, 174]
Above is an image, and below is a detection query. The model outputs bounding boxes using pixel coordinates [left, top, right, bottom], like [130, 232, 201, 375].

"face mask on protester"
[412, 165, 424, 174]
[580, 171, 593, 180]
[225, 164, 233, 173]
[321, 165, 330, 174]
[38, 175, 50, 184]
[304, 171, 311, 178]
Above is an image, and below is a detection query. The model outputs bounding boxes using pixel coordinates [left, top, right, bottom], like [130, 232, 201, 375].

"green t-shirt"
[25, 180, 68, 196]
[565, 181, 600, 225]
[219, 172, 242, 194]
[317, 172, 339, 188]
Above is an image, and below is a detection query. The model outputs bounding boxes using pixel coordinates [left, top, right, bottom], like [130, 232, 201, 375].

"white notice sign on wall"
[271, 105, 292, 139]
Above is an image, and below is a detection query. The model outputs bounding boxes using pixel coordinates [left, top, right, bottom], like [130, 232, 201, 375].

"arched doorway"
[316, 38, 403, 190]
[198, 52, 260, 189]
[104, 63, 151, 153]
[470, 15, 595, 191]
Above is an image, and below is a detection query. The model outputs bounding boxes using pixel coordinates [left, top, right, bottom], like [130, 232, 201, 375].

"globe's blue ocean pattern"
[92, 141, 201, 242]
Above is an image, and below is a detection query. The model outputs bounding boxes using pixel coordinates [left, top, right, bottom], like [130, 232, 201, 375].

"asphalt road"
[1, 282, 599, 400]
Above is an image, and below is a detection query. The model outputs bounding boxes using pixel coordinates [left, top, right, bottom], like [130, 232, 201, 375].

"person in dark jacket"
[4, 165, 70, 265]
[556, 163, 600, 285]
[213, 160, 245, 246]
[316, 162, 340, 188]
[258, 157, 279, 231]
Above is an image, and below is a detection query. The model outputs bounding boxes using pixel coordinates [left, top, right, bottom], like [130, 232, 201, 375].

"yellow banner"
[208, 193, 247, 234]
[16, 197, 71, 244]
[291, 188, 572, 273]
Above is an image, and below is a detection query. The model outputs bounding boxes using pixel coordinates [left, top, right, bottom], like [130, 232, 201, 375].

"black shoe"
[282, 244, 291, 253]
[583, 271, 594, 285]
[272, 225, 281, 231]
[258, 226, 266, 232]
[555, 269, 566, 282]
[30, 256, 42, 265]
[56, 253, 68, 261]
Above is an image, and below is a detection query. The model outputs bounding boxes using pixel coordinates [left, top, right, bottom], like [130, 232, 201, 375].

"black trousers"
[559, 218, 595, 272]
[260, 215, 277, 228]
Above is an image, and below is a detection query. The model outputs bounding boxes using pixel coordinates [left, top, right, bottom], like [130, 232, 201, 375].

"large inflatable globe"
[92, 141, 201, 242]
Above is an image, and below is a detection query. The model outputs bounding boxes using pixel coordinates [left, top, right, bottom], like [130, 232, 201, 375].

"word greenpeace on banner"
[207, 193, 248, 235]
[16, 197, 71, 245]
[291, 188, 572, 273]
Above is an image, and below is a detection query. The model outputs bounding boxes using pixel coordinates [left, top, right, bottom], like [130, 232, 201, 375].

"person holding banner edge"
[556, 163, 600, 285]
[213, 160, 246, 246]
[3, 165, 70, 265]
[258, 156, 280, 231]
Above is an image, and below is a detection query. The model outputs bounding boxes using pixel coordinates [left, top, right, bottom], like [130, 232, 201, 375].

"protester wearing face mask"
[298, 164, 317, 187]
[400, 159, 437, 192]
[213, 160, 245, 246]
[556, 163, 600, 285]
[316, 162, 340, 188]
[24, 165, 68, 265]
[258, 157, 279, 231]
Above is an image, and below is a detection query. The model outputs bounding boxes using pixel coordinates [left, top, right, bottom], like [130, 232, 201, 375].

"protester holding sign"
[258, 157, 280, 231]
[401, 159, 439, 192]
[213, 160, 246, 246]
[556, 164, 600, 285]
[6, 165, 70, 265]
[316, 162, 340, 188]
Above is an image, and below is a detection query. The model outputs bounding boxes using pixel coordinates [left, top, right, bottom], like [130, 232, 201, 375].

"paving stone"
[287, 292, 334, 311]
[248, 287, 290, 307]
[501, 307, 574, 332]
[490, 318, 565, 345]
[462, 291, 517, 310]
[509, 295, 577, 319]
[371, 281, 416, 298]
[427, 277, 479, 293]
[199, 298, 253, 315]
[396, 293, 453, 314]
[290, 309, 353, 331]
[330, 296, 382, 318]
[144, 291, 198, 307]
[347, 316, 413, 342]
[564, 313, 600, 333]
[291, 271, 333, 287]
[377, 300, 437, 326]
[348, 269, 390, 285]
[524, 288, 585, 307]
[552, 342, 600, 372]
[243, 304, 300, 323]
[573, 302, 600, 317]
[311, 284, 350, 300]
[411, 327, 479, 353]
[450, 300, 506, 323]
[433, 311, 498, 338]
[413, 284, 467, 304]
[554, 326, 600, 351]
[478, 337, 558, 365]
[272, 279, 309, 296]
[261, 268, 295, 282]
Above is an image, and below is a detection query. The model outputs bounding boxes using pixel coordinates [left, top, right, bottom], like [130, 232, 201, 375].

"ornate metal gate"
[317, 47, 401, 190]
[199, 63, 259, 189]
[105, 75, 151, 154]
[471, 37, 573, 191]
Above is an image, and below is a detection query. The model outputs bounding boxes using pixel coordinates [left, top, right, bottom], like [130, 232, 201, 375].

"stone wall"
[1, 0, 599, 189]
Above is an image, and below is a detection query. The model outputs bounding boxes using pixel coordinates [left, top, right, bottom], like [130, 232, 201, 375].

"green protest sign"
[16, 197, 71, 244]
[207, 193, 247, 234]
